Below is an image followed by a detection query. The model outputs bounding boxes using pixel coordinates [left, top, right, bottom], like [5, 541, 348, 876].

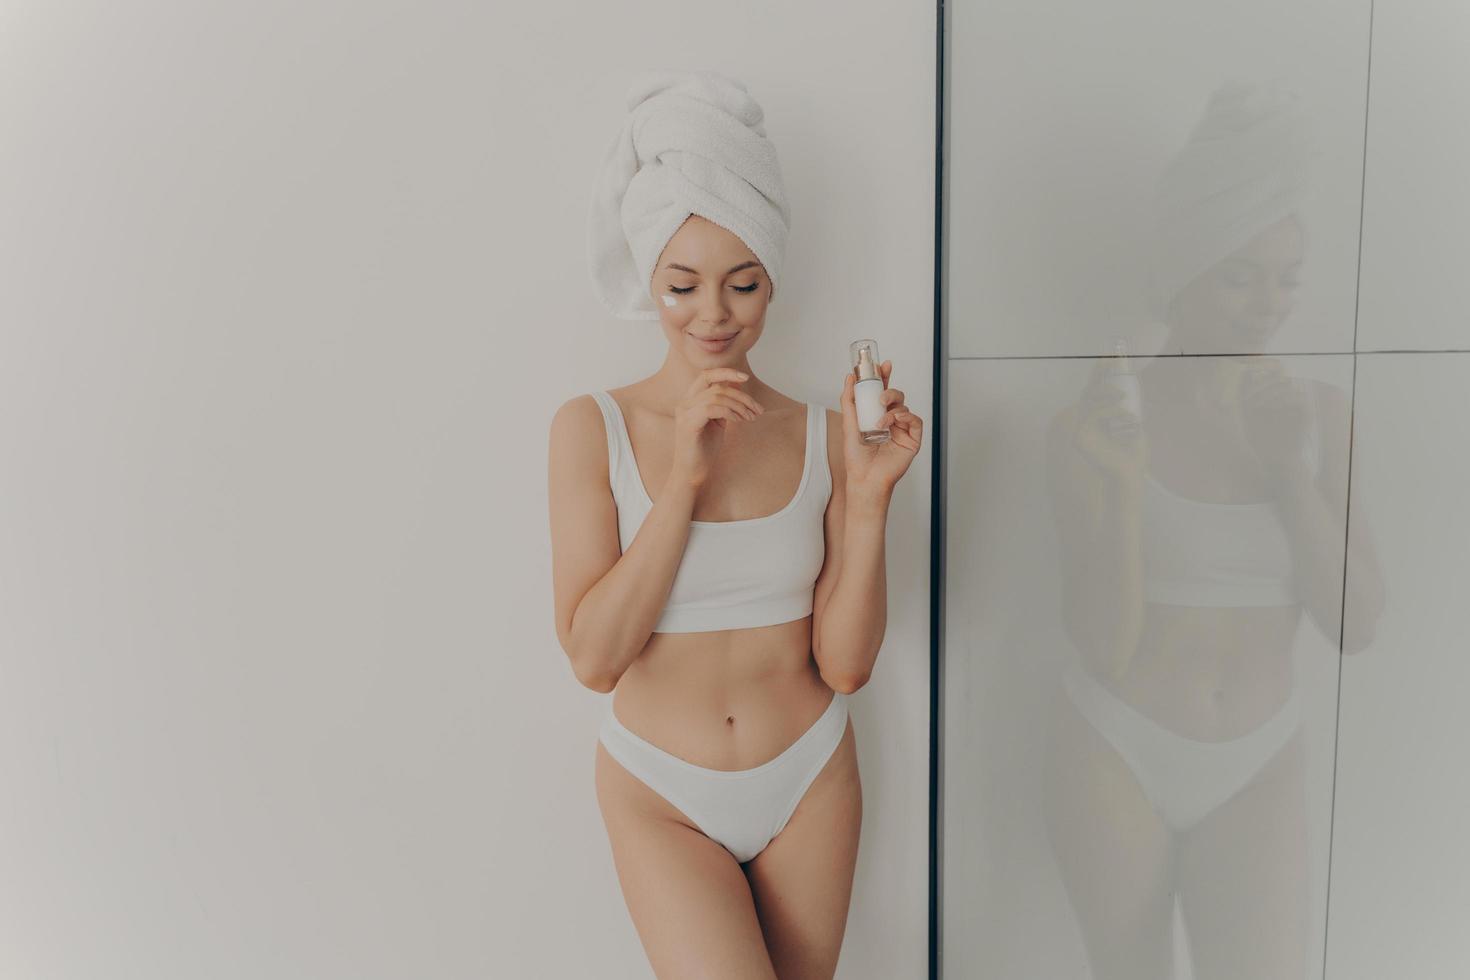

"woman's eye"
[667, 283, 760, 294]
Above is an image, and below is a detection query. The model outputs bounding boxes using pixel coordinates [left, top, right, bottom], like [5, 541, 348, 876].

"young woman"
[547, 71, 922, 979]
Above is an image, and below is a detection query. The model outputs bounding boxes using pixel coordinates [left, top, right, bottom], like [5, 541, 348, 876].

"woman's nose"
[697, 291, 730, 322]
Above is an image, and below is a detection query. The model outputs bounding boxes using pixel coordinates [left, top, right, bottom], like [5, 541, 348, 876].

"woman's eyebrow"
[663, 260, 761, 275]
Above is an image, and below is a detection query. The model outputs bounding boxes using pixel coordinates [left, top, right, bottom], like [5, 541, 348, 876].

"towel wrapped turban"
[1148, 80, 1321, 315]
[587, 69, 792, 321]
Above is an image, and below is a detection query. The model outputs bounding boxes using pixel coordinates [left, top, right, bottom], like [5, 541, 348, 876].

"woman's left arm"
[812, 363, 923, 692]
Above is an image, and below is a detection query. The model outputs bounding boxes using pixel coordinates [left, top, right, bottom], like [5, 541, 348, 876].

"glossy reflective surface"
[941, 0, 1465, 975]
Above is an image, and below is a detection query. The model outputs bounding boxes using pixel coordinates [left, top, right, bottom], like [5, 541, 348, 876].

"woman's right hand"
[1070, 357, 1148, 485]
[669, 368, 765, 488]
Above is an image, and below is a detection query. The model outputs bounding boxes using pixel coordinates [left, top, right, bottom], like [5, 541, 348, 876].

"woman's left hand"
[841, 360, 923, 498]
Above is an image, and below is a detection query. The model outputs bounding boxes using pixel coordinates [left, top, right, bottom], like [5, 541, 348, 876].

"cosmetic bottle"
[1103, 336, 1142, 438]
[850, 339, 890, 445]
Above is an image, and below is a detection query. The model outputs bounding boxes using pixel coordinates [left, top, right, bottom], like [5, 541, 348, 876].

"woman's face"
[1167, 213, 1306, 351]
[649, 214, 771, 363]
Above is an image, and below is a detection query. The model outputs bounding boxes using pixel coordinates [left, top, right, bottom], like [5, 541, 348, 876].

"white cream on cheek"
[661, 294, 678, 307]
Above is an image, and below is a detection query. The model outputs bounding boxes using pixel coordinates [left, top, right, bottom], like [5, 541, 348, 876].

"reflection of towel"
[1148, 80, 1320, 314]
[586, 69, 791, 321]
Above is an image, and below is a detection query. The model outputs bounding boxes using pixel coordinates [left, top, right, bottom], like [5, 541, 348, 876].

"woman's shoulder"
[556, 384, 637, 418]
[601, 380, 654, 415]
[553, 390, 606, 422]
[549, 392, 611, 466]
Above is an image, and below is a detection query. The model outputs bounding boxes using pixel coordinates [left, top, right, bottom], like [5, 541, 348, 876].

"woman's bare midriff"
[1103, 602, 1301, 741]
[610, 613, 835, 771]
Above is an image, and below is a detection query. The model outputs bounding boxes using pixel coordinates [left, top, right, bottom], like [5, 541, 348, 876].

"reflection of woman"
[546, 71, 921, 979]
[1040, 82, 1385, 978]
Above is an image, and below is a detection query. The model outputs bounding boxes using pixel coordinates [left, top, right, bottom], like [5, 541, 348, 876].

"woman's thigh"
[594, 740, 779, 980]
[1042, 686, 1177, 980]
[1176, 726, 1309, 980]
[743, 714, 861, 980]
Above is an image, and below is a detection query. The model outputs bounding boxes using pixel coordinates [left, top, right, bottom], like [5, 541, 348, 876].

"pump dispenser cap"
[851, 339, 880, 382]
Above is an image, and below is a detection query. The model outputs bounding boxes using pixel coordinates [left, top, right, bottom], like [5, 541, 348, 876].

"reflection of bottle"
[850, 339, 890, 445]
[1104, 336, 1142, 438]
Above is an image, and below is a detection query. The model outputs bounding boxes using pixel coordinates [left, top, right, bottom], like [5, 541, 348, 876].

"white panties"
[599, 690, 849, 863]
[1061, 663, 1303, 832]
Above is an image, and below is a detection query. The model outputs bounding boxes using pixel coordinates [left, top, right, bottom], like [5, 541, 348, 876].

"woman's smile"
[690, 330, 738, 352]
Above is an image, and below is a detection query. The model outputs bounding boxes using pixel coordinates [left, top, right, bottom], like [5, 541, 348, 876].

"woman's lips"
[691, 331, 736, 352]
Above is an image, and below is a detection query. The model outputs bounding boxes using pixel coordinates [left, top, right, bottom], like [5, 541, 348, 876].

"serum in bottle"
[850, 339, 891, 445]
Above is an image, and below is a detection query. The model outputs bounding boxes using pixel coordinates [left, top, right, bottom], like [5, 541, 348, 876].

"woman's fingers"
[880, 406, 916, 429]
[901, 411, 923, 442]
[685, 366, 749, 398]
[706, 391, 757, 421]
[887, 410, 923, 450]
[683, 367, 763, 416]
[720, 386, 764, 416]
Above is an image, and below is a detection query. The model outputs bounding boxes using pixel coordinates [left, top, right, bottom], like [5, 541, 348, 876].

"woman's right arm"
[547, 395, 698, 692]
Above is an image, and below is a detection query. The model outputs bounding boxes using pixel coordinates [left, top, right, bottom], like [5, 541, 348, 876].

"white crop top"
[590, 390, 832, 633]
[1140, 408, 1322, 608]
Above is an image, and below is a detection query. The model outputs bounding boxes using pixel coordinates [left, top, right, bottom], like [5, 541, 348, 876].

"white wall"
[0, 2, 935, 978]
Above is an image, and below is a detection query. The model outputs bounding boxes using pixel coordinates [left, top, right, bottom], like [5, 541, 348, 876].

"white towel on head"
[586, 69, 792, 321]
[1148, 80, 1321, 315]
